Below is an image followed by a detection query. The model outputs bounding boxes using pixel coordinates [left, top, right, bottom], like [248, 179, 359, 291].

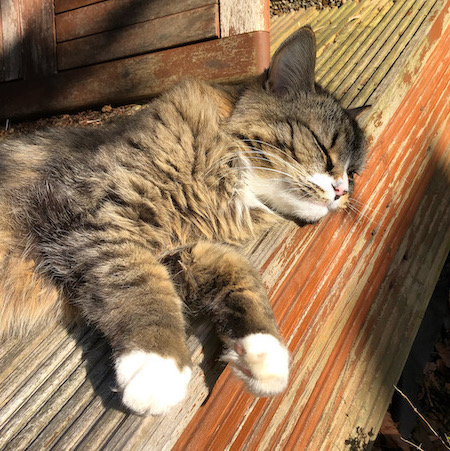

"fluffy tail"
[0, 238, 68, 338]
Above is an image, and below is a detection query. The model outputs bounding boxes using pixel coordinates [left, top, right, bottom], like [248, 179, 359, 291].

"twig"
[400, 436, 424, 450]
[394, 385, 450, 450]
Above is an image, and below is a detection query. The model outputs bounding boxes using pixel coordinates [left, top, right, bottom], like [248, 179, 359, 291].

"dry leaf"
[379, 412, 411, 450]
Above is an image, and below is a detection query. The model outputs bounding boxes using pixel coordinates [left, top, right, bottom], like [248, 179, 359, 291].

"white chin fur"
[223, 333, 289, 396]
[292, 199, 330, 222]
[115, 351, 191, 416]
[244, 173, 330, 222]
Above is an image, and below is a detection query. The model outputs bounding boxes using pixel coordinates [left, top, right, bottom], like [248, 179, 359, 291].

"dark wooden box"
[0, 0, 270, 120]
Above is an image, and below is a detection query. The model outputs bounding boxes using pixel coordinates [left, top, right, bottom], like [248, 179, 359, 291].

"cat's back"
[0, 78, 233, 185]
[0, 79, 245, 239]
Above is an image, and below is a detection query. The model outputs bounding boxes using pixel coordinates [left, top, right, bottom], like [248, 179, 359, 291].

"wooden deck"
[0, 0, 449, 449]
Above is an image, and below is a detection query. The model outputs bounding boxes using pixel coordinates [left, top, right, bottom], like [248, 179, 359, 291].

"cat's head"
[228, 27, 368, 223]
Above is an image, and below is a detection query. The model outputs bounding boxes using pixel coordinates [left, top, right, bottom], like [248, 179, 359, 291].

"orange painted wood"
[57, 4, 220, 70]
[0, 31, 270, 120]
[173, 17, 450, 451]
[55, 0, 215, 42]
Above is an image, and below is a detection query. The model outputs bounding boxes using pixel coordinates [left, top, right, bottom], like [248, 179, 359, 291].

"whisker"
[204, 138, 312, 185]
[348, 198, 382, 217]
[241, 146, 310, 177]
[210, 164, 301, 187]
[242, 138, 297, 162]
[239, 164, 301, 181]
[241, 155, 310, 183]
[345, 202, 381, 227]
[204, 151, 241, 177]
[228, 147, 310, 178]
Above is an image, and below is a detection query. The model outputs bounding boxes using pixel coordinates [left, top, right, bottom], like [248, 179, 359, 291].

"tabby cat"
[0, 27, 367, 415]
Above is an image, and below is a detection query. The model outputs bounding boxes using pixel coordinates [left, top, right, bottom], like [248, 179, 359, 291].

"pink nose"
[332, 180, 348, 199]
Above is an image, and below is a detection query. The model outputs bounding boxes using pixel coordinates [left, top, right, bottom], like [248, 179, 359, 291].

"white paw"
[115, 351, 191, 416]
[224, 333, 289, 396]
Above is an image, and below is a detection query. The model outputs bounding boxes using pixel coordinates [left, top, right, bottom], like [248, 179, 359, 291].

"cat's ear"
[346, 105, 371, 119]
[265, 26, 316, 96]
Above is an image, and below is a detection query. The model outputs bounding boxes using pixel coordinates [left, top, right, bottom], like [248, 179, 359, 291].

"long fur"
[0, 27, 367, 414]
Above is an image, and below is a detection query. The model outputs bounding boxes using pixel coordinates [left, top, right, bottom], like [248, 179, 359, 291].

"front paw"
[224, 333, 289, 396]
[115, 351, 192, 415]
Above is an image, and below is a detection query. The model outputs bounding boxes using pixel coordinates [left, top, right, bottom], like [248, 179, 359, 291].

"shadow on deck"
[0, 0, 449, 449]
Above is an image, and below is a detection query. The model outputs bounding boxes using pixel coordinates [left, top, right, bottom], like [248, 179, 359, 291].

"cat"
[0, 27, 367, 416]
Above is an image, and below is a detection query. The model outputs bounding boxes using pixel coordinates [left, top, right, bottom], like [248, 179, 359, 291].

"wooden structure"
[0, 0, 449, 449]
[0, 0, 269, 120]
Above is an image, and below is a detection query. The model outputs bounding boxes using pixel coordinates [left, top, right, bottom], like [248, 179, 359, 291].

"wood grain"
[0, 0, 22, 81]
[219, 0, 269, 37]
[0, 31, 270, 120]
[55, 0, 216, 42]
[57, 4, 219, 70]
[20, 0, 56, 78]
[54, 0, 102, 14]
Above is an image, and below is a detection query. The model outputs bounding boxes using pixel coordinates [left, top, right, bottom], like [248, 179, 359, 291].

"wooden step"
[0, 0, 448, 449]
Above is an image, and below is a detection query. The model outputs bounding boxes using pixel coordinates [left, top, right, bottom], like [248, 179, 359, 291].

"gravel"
[270, 0, 347, 16]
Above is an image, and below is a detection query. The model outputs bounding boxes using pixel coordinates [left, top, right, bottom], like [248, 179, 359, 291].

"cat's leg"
[165, 242, 289, 397]
[69, 242, 192, 415]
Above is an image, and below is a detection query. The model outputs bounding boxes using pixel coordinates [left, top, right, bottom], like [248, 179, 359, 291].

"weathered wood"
[20, 0, 56, 78]
[339, 0, 436, 105]
[172, 1, 450, 448]
[57, 4, 220, 70]
[0, 31, 270, 120]
[54, 0, 102, 14]
[55, 0, 216, 43]
[0, 1, 449, 449]
[0, 0, 22, 82]
[219, 0, 269, 37]
[1, 0, 270, 118]
[0, 2, 4, 82]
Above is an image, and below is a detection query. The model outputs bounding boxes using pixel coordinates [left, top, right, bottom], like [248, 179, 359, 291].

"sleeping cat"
[0, 27, 367, 415]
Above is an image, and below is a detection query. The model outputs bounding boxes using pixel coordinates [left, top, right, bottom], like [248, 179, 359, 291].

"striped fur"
[0, 28, 367, 414]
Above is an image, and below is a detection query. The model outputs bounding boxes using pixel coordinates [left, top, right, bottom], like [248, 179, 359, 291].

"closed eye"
[347, 169, 359, 179]
[311, 131, 333, 172]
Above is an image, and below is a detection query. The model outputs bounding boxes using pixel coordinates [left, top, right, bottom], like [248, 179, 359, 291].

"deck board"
[0, 0, 449, 449]
[174, 1, 450, 449]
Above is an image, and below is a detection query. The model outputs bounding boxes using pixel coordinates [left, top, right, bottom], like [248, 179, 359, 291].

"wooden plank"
[57, 4, 220, 70]
[219, 0, 269, 37]
[54, 0, 103, 14]
[292, 89, 448, 449]
[0, 31, 270, 120]
[315, 1, 396, 83]
[339, 0, 438, 105]
[0, 2, 4, 82]
[0, 1, 448, 449]
[20, 0, 56, 78]
[172, 1, 450, 449]
[0, 0, 22, 81]
[55, 0, 216, 43]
